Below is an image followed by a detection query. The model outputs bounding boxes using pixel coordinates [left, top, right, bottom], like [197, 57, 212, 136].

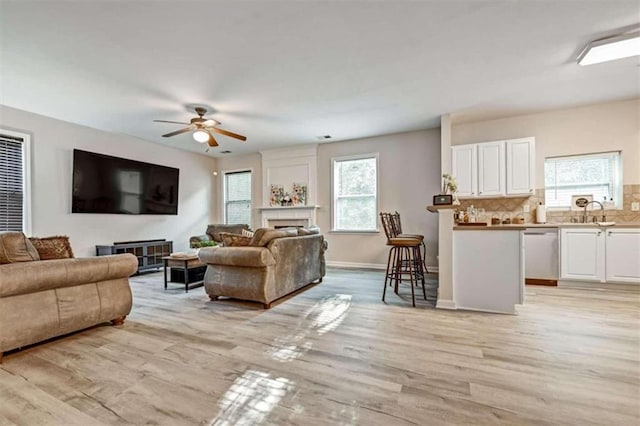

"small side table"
[162, 256, 206, 293]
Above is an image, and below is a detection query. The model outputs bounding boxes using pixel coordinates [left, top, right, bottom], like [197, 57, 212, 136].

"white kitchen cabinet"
[451, 144, 477, 197]
[452, 137, 535, 199]
[506, 137, 535, 195]
[605, 228, 640, 283]
[477, 141, 506, 196]
[560, 228, 606, 282]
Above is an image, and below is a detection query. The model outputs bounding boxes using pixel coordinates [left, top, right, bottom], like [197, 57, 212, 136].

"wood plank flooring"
[0, 268, 638, 425]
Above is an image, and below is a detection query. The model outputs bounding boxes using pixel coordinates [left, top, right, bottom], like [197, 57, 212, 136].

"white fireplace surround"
[258, 206, 319, 228]
[259, 145, 318, 228]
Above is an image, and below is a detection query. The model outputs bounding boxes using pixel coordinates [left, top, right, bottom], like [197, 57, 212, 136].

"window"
[0, 131, 30, 233]
[332, 154, 378, 232]
[545, 151, 622, 209]
[224, 170, 252, 225]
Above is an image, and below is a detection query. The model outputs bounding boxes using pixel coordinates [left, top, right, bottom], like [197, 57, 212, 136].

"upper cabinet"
[451, 144, 477, 197]
[477, 141, 506, 197]
[451, 137, 535, 198]
[506, 138, 535, 195]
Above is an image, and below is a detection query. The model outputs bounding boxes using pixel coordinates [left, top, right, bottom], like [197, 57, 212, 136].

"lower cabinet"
[560, 228, 640, 284]
[605, 229, 640, 283]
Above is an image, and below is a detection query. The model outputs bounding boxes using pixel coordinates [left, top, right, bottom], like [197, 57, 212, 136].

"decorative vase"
[452, 194, 461, 205]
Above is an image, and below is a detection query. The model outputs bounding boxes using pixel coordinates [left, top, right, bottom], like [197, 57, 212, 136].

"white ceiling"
[1, 1, 638, 157]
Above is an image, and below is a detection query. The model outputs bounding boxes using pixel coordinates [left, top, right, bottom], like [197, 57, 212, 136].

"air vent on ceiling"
[220, 150, 232, 154]
[316, 135, 332, 140]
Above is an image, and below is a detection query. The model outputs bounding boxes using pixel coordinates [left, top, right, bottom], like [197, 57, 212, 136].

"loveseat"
[189, 224, 251, 247]
[197, 227, 327, 308]
[0, 232, 138, 362]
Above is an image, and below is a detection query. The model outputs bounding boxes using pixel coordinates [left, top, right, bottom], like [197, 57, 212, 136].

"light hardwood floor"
[0, 268, 638, 425]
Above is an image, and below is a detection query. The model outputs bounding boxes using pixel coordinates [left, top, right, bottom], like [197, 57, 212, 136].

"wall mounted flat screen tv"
[72, 149, 179, 215]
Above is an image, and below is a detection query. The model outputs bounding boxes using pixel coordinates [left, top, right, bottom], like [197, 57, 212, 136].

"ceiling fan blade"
[212, 127, 247, 141]
[207, 131, 219, 147]
[162, 126, 195, 137]
[154, 120, 191, 125]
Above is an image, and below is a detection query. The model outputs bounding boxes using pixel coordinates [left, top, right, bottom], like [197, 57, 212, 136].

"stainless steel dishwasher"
[524, 228, 559, 286]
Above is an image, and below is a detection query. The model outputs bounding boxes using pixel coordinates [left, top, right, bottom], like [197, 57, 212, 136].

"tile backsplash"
[455, 184, 640, 224]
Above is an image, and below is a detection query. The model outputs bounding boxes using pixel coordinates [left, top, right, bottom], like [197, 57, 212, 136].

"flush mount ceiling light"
[578, 31, 640, 66]
[192, 130, 209, 143]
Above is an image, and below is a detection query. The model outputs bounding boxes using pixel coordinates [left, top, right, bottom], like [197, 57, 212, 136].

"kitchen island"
[453, 226, 525, 314]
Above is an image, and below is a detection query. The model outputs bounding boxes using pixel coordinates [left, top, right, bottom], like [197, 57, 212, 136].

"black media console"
[96, 239, 173, 274]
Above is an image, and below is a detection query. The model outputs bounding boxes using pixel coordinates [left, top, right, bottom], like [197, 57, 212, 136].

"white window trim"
[544, 151, 623, 211]
[221, 168, 253, 226]
[0, 128, 32, 235]
[331, 152, 380, 233]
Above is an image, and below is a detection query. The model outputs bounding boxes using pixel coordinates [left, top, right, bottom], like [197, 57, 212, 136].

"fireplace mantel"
[258, 206, 320, 211]
[258, 205, 320, 228]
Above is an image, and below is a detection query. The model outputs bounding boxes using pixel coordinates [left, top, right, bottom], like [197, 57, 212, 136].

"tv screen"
[72, 149, 179, 215]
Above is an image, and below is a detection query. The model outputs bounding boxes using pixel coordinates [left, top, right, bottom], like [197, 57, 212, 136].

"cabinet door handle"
[529, 189, 533, 192]
[608, 231, 612, 236]
[597, 231, 602, 236]
[479, 191, 482, 194]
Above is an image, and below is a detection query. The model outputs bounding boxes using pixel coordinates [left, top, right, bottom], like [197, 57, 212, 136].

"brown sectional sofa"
[0, 254, 138, 362]
[198, 227, 327, 308]
[190, 224, 250, 247]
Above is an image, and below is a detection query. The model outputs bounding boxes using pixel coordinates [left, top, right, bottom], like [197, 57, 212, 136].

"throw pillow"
[219, 232, 252, 247]
[28, 235, 75, 260]
[250, 228, 297, 247]
[0, 231, 41, 264]
[241, 229, 254, 238]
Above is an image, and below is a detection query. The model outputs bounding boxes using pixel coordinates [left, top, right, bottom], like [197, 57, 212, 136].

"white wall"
[216, 130, 442, 266]
[317, 130, 441, 267]
[0, 105, 217, 256]
[452, 98, 640, 186]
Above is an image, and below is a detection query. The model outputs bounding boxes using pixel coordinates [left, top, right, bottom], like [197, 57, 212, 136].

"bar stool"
[380, 213, 427, 307]
[392, 211, 427, 274]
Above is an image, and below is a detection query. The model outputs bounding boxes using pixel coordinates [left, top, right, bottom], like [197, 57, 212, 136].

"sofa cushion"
[0, 231, 40, 264]
[198, 246, 276, 267]
[250, 228, 298, 247]
[29, 235, 75, 260]
[219, 232, 252, 247]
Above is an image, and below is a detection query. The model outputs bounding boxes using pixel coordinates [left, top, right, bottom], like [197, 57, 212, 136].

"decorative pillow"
[241, 229, 254, 238]
[298, 225, 320, 236]
[250, 228, 298, 247]
[206, 224, 251, 242]
[219, 232, 252, 247]
[0, 231, 40, 264]
[28, 235, 75, 260]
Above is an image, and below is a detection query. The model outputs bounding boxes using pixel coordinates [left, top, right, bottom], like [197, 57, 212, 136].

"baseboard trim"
[558, 280, 640, 291]
[326, 261, 386, 270]
[436, 299, 456, 310]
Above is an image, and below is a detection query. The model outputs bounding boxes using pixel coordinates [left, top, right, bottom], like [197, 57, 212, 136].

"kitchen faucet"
[582, 200, 606, 223]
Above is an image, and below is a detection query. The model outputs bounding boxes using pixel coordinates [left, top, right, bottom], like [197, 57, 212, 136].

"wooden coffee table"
[162, 255, 206, 293]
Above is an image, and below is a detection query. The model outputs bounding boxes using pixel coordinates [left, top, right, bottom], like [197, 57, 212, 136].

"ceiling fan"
[154, 107, 247, 149]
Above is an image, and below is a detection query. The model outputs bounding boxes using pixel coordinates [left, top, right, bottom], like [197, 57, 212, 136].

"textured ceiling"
[1, 1, 638, 156]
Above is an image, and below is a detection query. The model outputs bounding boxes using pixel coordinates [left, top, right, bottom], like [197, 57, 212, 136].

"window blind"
[225, 171, 252, 225]
[0, 134, 24, 232]
[544, 151, 621, 208]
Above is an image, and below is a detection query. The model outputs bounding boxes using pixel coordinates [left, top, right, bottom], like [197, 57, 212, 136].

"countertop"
[453, 222, 640, 230]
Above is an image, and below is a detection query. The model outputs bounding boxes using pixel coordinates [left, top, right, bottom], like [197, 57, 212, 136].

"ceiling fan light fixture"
[193, 130, 209, 143]
[578, 31, 640, 66]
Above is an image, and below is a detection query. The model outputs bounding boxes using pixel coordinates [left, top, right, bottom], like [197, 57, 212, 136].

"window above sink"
[544, 151, 622, 210]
